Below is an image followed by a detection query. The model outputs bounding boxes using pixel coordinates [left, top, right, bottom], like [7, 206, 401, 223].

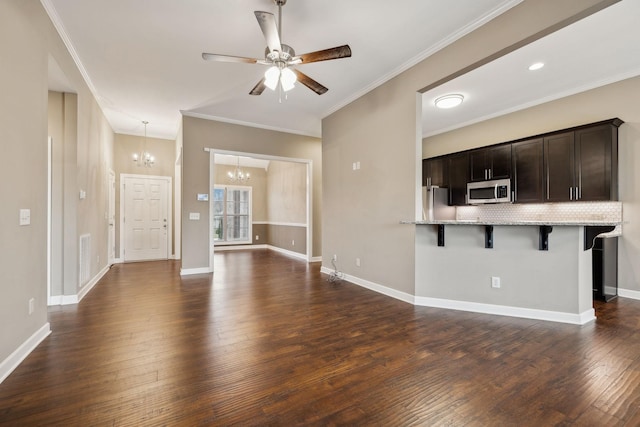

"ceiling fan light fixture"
[435, 94, 464, 109]
[280, 67, 297, 91]
[264, 66, 280, 90]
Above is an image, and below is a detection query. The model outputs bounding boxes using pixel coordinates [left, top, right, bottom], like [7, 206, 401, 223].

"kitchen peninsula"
[412, 119, 623, 325]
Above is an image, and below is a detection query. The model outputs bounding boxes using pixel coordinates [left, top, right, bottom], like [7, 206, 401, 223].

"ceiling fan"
[202, 0, 352, 96]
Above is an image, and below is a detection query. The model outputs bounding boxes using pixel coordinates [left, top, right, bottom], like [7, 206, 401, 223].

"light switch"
[189, 212, 200, 220]
[20, 209, 30, 226]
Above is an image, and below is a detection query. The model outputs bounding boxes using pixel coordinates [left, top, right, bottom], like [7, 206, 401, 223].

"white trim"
[49, 265, 110, 306]
[310, 256, 322, 262]
[323, 0, 524, 120]
[184, 111, 320, 138]
[47, 136, 52, 305]
[214, 244, 268, 251]
[268, 245, 307, 261]
[0, 323, 51, 384]
[77, 265, 109, 302]
[320, 266, 415, 305]
[320, 266, 596, 325]
[113, 258, 124, 264]
[415, 296, 595, 325]
[180, 267, 213, 276]
[107, 170, 116, 265]
[252, 221, 307, 227]
[619, 288, 640, 300]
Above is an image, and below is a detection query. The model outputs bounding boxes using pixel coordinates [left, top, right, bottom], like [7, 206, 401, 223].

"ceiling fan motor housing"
[265, 44, 295, 64]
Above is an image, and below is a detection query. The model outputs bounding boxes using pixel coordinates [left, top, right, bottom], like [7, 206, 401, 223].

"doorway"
[108, 170, 116, 265]
[120, 174, 172, 262]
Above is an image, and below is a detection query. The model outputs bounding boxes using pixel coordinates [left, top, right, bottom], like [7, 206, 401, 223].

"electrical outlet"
[356, 258, 361, 267]
[332, 254, 337, 262]
[28, 298, 34, 315]
[255, 235, 259, 241]
[292, 240, 295, 246]
[491, 276, 501, 288]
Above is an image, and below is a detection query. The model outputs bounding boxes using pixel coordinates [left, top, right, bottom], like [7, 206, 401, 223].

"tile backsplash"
[456, 201, 622, 223]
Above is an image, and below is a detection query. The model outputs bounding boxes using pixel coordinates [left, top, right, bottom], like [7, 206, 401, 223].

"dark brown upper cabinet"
[512, 138, 544, 203]
[447, 152, 469, 206]
[469, 144, 512, 182]
[575, 123, 618, 201]
[543, 120, 620, 202]
[544, 131, 576, 202]
[423, 157, 447, 188]
[422, 118, 622, 207]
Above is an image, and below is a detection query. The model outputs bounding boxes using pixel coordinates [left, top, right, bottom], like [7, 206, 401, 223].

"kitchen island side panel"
[415, 225, 589, 316]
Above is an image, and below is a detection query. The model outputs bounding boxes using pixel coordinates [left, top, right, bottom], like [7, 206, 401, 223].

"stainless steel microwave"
[466, 178, 512, 204]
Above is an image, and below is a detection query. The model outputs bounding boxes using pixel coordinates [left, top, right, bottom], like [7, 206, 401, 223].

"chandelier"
[133, 121, 154, 167]
[228, 156, 250, 183]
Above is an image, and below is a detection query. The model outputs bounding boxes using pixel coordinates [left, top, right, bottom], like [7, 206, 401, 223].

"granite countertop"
[402, 219, 622, 227]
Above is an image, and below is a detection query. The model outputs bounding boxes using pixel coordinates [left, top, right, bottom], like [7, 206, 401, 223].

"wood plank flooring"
[1, 249, 640, 425]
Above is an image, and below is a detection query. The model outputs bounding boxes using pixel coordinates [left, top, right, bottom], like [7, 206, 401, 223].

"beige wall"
[1, 0, 114, 369]
[114, 133, 177, 257]
[181, 115, 322, 270]
[423, 75, 640, 293]
[322, 0, 617, 296]
[267, 160, 307, 224]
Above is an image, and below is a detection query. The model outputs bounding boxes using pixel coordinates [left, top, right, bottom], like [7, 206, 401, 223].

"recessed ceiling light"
[528, 62, 545, 71]
[434, 94, 464, 109]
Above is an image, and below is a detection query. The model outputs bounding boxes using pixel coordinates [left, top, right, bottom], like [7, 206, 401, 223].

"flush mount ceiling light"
[528, 62, 545, 71]
[434, 94, 464, 109]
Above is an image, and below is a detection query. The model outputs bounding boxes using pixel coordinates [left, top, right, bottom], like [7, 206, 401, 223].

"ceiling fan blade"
[293, 70, 328, 95]
[254, 11, 281, 54]
[202, 53, 261, 64]
[297, 45, 352, 64]
[249, 78, 267, 96]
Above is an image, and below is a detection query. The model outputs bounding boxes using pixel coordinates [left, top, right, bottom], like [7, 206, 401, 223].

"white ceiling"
[422, 0, 640, 137]
[42, 0, 522, 140]
[42, 1, 639, 142]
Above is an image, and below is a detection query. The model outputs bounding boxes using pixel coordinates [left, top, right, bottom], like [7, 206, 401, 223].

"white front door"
[122, 175, 170, 262]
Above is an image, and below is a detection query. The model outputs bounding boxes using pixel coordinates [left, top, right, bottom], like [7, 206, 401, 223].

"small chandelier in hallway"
[228, 156, 250, 183]
[133, 121, 155, 167]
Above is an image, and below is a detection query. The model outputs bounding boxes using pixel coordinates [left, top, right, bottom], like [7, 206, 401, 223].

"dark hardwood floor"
[1, 250, 640, 425]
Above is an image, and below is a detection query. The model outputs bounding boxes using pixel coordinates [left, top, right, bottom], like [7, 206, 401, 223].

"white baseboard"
[310, 256, 322, 262]
[214, 244, 267, 251]
[180, 267, 213, 276]
[48, 265, 110, 306]
[78, 265, 109, 302]
[618, 288, 640, 300]
[319, 266, 595, 325]
[0, 323, 51, 384]
[267, 245, 307, 261]
[414, 296, 595, 325]
[320, 266, 414, 305]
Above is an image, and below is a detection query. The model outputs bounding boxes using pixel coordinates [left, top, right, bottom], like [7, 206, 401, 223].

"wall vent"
[79, 234, 91, 287]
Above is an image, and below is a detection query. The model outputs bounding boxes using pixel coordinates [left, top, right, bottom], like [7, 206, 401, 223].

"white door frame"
[120, 173, 172, 261]
[206, 148, 313, 272]
[47, 136, 52, 305]
[108, 169, 116, 265]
